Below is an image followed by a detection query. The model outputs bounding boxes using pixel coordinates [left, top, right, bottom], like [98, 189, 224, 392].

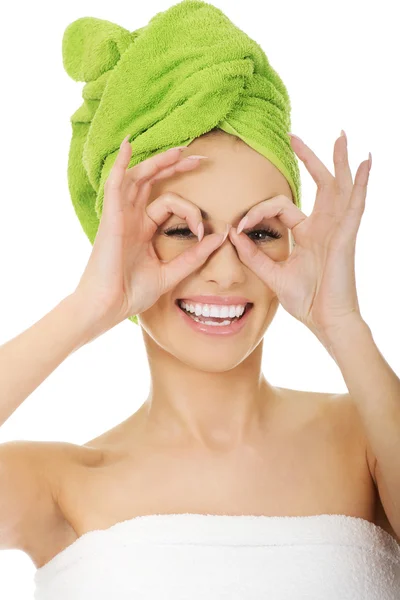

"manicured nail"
[221, 223, 230, 243]
[340, 129, 347, 141]
[368, 152, 372, 171]
[169, 146, 188, 152]
[120, 134, 131, 148]
[186, 155, 208, 160]
[287, 133, 303, 144]
[197, 222, 204, 242]
[237, 216, 248, 235]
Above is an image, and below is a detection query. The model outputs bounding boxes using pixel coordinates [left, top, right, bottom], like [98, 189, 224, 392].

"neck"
[138, 334, 281, 452]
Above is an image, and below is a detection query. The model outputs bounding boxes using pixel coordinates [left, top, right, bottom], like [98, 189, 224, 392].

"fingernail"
[221, 223, 230, 243]
[120, 134, 131, 148]
[237, 216, 248, 235]
[186, 155, 209, 160]
[287, 133, 303, 144]
[368, 152, 372, 171]
[169, 146, 188, 152]
[197, 222, 204, 242]
[340, 130, 347, 146]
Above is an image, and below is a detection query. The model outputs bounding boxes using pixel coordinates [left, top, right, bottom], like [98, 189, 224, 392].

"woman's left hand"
[228, 132, 372, 340]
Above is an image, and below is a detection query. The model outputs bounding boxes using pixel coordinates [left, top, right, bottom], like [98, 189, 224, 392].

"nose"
[200, 224, 247, 286]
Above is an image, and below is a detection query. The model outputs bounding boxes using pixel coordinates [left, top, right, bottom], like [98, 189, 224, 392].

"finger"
[104, 134, 133, 192]
[333, 132, 354, 216]
[160, 228, 229, 293]
[131, 156, 207, 209]
[147, 155, 207, 183]
[340, 159, 370, 240]
[103, 142, 189, 217]
[101, 136, 137, 219]
[334, 131, 353, 202]
[126, 146, 188, 187]
[111, 144, 189, 211]
[145, 192, 204, 240]
[228, 227, 279, 292]
[289, 134, 335, 190]
[236, 195, 307, 238]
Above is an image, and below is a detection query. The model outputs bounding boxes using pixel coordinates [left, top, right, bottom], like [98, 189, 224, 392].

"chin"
[165, 346, 259, 373]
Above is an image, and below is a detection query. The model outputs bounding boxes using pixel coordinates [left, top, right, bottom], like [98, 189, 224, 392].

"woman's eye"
[163, 226, 195, 239]
[247, 227, 282, 243]
[163, 225, 282, 243]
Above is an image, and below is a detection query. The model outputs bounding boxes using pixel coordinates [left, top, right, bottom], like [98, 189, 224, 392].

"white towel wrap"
[33, 513, 400, 599]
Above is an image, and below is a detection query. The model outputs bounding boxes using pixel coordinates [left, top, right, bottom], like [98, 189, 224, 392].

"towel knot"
[62, 17, 136, 83]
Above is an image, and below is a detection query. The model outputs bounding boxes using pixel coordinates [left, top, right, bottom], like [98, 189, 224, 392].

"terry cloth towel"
[61, 0, 302, 324]
[33, 513, 400, 599]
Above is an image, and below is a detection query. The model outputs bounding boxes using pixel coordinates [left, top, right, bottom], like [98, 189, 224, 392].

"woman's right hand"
[72, 136, 230, 331]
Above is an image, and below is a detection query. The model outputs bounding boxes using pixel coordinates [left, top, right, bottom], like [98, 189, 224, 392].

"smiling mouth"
[176, 300, 254, 322]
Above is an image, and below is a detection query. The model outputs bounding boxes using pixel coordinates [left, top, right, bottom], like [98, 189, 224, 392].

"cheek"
[261, 233, 291, 261]
[138, 298, 173, 338]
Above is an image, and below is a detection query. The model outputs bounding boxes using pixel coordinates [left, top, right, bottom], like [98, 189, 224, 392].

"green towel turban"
[62, 0, 301, 325]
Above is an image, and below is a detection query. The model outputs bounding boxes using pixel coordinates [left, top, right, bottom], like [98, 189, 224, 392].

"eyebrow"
[199, 197, 275, 222]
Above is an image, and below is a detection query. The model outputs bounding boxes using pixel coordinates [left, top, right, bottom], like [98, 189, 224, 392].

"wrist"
[61, 293, 111, 348]
[312, 316, 371, 358]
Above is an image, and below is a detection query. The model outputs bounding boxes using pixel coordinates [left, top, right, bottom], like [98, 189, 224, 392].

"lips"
[175, 298, 254, 336]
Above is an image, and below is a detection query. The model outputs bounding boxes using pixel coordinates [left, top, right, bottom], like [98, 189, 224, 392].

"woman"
[1, 1, 400, 598]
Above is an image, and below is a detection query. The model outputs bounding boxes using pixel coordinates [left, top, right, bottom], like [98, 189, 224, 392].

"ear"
[62, 17, 133, 83]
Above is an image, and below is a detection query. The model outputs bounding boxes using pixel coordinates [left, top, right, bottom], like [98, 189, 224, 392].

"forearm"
[322, 317, 400, 519]
[0, 294, 100, 428]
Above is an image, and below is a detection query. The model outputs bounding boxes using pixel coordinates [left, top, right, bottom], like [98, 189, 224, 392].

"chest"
[33, 396, 398, 568]
[61, 407, 375, 534]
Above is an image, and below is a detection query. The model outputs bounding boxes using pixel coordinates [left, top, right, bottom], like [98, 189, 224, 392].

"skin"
[127, 131, 295, 452]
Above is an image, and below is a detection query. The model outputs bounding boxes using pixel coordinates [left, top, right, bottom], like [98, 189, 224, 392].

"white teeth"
[192, 317, 233, 326]
[179, 301, 246, 319]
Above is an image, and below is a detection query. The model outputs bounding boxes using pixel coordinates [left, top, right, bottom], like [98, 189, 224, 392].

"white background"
[0, 0, 399, 597]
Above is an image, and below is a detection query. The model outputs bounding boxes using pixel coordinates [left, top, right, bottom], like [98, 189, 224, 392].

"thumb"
[161, 225, 230, 293]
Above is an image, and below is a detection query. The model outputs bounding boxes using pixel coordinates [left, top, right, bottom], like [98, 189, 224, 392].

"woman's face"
[138, 132, 294, 371]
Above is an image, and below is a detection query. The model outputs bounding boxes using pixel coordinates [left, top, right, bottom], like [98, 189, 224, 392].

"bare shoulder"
[0, 439, 87, 487]
[0, 438, 100, 461]
[0, 440, 103, 559]
[0, 439, 104, 478]
[323, 392, 377, 485]
[275, 386, 357, 426]
[36, 440, 105, 499]
[276, 387, 376, 480]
